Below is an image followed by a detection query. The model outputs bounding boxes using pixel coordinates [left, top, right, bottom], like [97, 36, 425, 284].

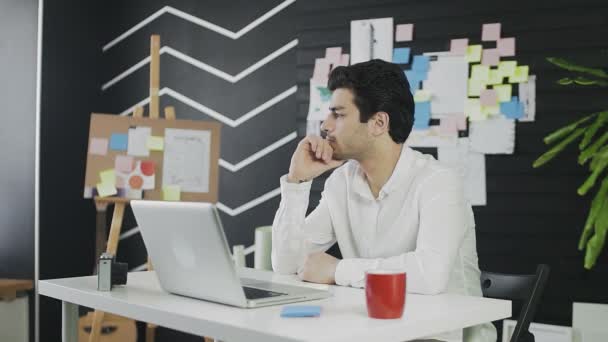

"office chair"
[480, 264, 550, 342]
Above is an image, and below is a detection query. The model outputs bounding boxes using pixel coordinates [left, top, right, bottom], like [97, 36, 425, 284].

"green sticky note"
[498, 61, 517, 78]
[468, 79, 486, 97]
[147, 136, 164, 151]
[96, 182, 117, 198]
[466, 45, 482, 63]
[487, 69, 503, 85]
[162, 185, 181, 201]
[508, 66, 529, 83]
[99, 169, 116, 187]
[414, 90, 432, 102]
[471, 64, 490, 82]
[493, 84, 512, 102]
[466, 99, 486, 121]
[482, 105, 500, 116]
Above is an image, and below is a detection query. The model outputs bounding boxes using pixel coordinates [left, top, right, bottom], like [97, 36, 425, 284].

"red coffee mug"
[365, 269, 406, 319]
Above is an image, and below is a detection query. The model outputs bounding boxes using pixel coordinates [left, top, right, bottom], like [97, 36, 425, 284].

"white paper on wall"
[162, 128, 211, 193]
[405, 126, 459, 148]
[518, 75, 536, 122]
[469, 116, 516, 154]
[307, 78, 332, 121]
[350, 18, 393, 64]
[438, 138, 487, 206]
[127, 127, 151, 157]
[422, 52, 468, 118]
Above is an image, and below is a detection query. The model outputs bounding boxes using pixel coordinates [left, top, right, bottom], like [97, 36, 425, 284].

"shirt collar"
[352, 145, 414, 200]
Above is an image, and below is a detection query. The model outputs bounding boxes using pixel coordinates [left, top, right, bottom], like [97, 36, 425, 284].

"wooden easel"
[88, 34, 173, 342]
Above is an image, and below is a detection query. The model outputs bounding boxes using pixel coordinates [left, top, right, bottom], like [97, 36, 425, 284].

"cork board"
[83, 113, 221, 203]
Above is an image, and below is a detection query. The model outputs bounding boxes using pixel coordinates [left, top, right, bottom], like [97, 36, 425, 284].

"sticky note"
[497, 37, 515, 57]
[96, 182, 117, 198]
[414, 101, 431, 129]
[99, 169, 116, 187]
[405, 70, 427, 92]
[395, 23, 414, 42]
[487, 69, 503, 85]
[147, 136, 164, 151]
[115, 155, 134, 173]
[439, 117, 458, 135]
[162, 185, 181, 201]
[468, 78, 486, 97]
[109, 133, 128, 151]
[450, 38, 469, 55]
[312, 58, 330, 81]
[501, 96, 524, 119]
[466, 99, 485, 121]
[325, 47, 342, 65]
[471, 65, 490, 82]
[339, 54, 350, 66]
[89, 138, 108, 156]
[392, 47, 411, 64]
[281, 305, 321, 318]
[498, 61, 517, 78]
[482, 48, 500, 66]
[415, 101, 431, 116]
[414, 90, 432, 102]
[465, 45, 482, 63]
[482, 23, 501, 41]
[480, 89, 498, 106]
[482, 105, 500, 116]
[493, 84, 512, 102]
[412, 55, 430, 71]
[508, 66, 529, 83]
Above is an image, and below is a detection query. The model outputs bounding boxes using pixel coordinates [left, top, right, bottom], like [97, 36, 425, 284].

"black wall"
[296, 0, 608, 327]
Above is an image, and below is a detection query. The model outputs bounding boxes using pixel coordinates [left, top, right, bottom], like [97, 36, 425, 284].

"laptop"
[131, 200, 331, 308]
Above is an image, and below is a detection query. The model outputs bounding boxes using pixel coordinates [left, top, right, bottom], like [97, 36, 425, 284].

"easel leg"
[88, 202, 126, 342]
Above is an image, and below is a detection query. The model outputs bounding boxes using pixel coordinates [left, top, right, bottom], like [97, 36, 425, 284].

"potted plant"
[533, 57, 608, 269]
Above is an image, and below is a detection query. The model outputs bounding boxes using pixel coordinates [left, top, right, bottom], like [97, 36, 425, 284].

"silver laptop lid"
[131, 200, 248, 307]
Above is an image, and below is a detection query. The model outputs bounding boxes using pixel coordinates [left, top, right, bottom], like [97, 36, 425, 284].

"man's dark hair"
[327, 59, 415, 143]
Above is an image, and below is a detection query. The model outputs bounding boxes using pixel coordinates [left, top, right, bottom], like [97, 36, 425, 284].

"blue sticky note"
[392, 47, 411, 64]
[500, 96, 524, 119]
[404, 70, 428, 93]
[413, 101, 431, 130]
[109, 133, 128, 151]
[412, 55, 430, 72]
[280, 305, 321, 317]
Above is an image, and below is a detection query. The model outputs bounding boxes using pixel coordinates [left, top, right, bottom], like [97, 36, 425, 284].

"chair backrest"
[480, 264, 550, 342]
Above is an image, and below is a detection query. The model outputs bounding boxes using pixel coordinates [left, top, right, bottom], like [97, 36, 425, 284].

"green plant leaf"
[557, 78, 574, 85]
[578, 159, 608, 195]
[547, 57, 608, 79]
[579, 178, 608, 250]
[534, 128, 585, 168]
[579, 131, 608, 165]
[584, 185, 608, 269]
[580, 111, 608, 150]
[590, 146, 608, 171]
[543, 113, 596, 145]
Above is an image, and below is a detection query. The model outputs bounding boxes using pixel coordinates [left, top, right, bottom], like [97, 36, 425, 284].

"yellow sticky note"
[414, 90, 432, 102]
[471, 65, 490, 82]
[96, 182, 117, 198]
[99, 169, 116, 187]
[465, 45, 482, 63]
[493, 84, 512, 102]
[508, 66, 529, 83]
[162, 185, 181, 201]
[487, 69, 503, 85]
[147, 136, 164, 151]
[466, 99, 486, 121]
[482, 105, 500, 116]
[468, 79, 486, 97]
[498, 61, 517, 78]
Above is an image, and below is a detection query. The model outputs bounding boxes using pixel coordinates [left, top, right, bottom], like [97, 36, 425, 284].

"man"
[271, 59, 496, 341]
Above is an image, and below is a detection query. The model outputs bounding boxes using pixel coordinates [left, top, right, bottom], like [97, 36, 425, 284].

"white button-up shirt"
[271, 146, 496, 342]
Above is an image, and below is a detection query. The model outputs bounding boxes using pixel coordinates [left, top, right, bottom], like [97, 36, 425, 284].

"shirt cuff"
[334, 259, 366, 287]
[280, 174, 312, 193]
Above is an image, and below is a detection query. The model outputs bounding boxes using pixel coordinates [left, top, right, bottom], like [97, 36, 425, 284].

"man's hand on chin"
[297, 252, 339, 284]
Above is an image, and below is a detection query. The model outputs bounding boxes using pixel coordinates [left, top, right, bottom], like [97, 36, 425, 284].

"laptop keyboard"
[242, 286, 286, 300]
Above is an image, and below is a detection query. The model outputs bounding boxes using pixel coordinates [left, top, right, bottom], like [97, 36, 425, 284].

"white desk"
[39, 268, 511, 342]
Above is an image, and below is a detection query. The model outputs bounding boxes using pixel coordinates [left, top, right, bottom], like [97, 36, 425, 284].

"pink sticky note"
[115, 155, 134, 173]
[482, 23, 501, 41]
[454, 113, 467, 130]
[312, 58, 330, 82]
[439, 117, 458, 135]
[497, 37, 515, 57]
[338, 54, 350, 67]
[482, 48, 500, 66]
[395, 24, 414, 42]
[325, 47, 342, 65]
[480, 89, 498, 106]
[89, 138, 108, 156]
[450, 38, 469, 55]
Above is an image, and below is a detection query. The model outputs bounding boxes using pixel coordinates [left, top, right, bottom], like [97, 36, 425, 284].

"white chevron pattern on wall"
[102, 39, 298, 90]
[103, 0, 296, 51]
[219, 131, 297, 172]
